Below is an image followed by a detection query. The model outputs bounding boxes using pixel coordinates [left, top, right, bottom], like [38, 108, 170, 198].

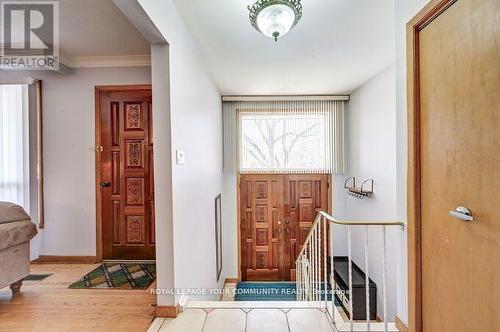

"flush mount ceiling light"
[248, 0, 303, 42]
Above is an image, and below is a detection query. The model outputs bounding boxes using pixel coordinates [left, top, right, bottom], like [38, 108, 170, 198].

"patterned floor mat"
[68, 263, 156, 289]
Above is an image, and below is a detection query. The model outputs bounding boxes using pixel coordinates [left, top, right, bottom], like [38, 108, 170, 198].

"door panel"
[284, 175, 329, 281]
[419, 0, 500, 330]
[240, 174, 283, 280]
[240, 174, 329, 281]
[100, 89, 155, 260]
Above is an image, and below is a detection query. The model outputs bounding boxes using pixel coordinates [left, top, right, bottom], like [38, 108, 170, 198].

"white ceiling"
[172, 0, 395, 95]
[58, 0, 150, 60]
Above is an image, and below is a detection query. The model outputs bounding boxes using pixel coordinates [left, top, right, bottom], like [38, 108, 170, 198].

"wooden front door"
[283, 174, 329, 281]
[240, 174, 329, 281]
[410, 0, 500, 330]
[98, 87, 155, 260]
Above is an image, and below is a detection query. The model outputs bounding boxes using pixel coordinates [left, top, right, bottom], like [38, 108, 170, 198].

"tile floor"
[149, 307, 335, 332]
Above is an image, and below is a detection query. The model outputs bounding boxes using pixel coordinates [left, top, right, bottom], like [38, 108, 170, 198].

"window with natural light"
[239, 110, 331, 173]
[0, 84, 30, 209]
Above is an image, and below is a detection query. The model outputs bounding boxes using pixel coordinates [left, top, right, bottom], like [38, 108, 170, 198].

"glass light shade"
[256, 4, 296, 41]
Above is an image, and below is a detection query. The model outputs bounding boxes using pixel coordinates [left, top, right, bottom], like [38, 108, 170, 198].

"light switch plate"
[176, 150, 185, 165]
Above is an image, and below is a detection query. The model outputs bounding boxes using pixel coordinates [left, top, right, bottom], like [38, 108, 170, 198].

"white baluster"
[299, 258, 302, 301]
[382, 226, 387, 332]
[301, 254, 305, 301]
[323, 217, 327, 310]
[317, 224, 321, 307]
[364, 225, 371, 331]
[330, 222, 335, 326]
[304, 253, 307, 301]
[299, 254, 302, 301]
[298, 256, 302, 301]
[309, 229, 312, 303]
[301, 253, 304, 300]
[317, 220, 321, 307]
[347, 225, 353, 332]
[316, 226, 319, 305]
[302, 254, 305, 301]
[314, 224, 321, 308]
[296, 260, 299, 301]
[304, 251, 307, 301]
[309, 241, 313, 301]
[313, 226, 317, 305]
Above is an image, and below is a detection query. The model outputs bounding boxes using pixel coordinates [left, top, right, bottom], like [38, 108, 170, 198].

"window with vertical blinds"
[222, 99, 345, 174]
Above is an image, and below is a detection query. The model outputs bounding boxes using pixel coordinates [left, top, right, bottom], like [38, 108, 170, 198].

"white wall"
[342, 65, 399, 319]
[0, 67, 151, 260]
[150, 44, 176, 306]
[222, 172, 238, 279]
[138, 0, 224, 304]
[338, 0, 433, 323]
[332, 175, 349, 256]
[394, 0, 430, 324]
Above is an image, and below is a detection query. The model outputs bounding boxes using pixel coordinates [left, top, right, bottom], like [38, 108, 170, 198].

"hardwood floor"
[0, 264, 156, 332]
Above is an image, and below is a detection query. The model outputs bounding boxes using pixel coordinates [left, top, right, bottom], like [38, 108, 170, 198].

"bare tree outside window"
[240, 112, 328, 172]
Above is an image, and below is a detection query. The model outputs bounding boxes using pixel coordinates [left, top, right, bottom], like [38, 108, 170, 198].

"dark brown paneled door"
[240, 174, 283, 281]
[240, 174, 329, 281]
[99, 88, 155, 260]
[283, 174, 329, 281]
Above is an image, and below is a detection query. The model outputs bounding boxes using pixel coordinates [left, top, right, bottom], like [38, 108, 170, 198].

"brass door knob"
[100, 181, 111, 188]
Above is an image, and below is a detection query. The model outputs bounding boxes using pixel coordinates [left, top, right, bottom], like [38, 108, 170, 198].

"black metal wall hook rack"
[344, 177, 374, 199]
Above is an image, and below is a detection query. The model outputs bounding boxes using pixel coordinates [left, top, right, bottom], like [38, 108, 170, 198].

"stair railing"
[295, 211, 404, 332]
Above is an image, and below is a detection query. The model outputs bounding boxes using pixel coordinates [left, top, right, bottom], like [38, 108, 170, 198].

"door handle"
[448, 206, 473, 222]
[100, 181, 112, 188]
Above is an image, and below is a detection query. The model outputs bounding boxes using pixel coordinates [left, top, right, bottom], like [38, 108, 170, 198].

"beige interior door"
[419, 0, 500, 330]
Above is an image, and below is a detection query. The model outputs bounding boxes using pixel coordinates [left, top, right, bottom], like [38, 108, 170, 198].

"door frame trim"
[406, 1, 456, 331]
[94, 84, 152, 262]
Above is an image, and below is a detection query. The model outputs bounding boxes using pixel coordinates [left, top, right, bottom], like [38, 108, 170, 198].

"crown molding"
[0, 50, 150, 69]
[69, 55, 151, 68]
